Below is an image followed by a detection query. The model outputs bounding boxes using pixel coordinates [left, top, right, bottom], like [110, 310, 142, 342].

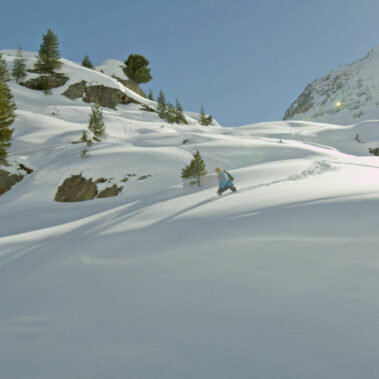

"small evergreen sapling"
[181, 150, 207, 187]
[147, 89, 154, 101]
[157, 89, 167, 119]
[80, 148, 90, 158]
[34, 28, 61, 72]
[166, 102, 176, 123]
[0, 54, 10, 83]
[12, 45, 27, 83]
[81, 55, 94, 69]
[0, 80, 16, 160]
[41, 75, 52, 95]
[199, 105, 213, 126]
[88, 100, 105, 137]
[175, 98, 187, 124]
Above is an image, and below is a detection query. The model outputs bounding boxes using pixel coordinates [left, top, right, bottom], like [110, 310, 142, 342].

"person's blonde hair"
[215, 167, 222, 173]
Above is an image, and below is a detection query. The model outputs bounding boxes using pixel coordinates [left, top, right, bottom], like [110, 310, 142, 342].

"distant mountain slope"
[283, 47, 379, 125]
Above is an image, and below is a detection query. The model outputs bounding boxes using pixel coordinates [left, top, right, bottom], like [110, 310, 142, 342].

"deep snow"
[1, 50, 379, 379]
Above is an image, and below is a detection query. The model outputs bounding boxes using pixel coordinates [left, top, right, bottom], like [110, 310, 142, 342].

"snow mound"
[95, 59, 129, 80]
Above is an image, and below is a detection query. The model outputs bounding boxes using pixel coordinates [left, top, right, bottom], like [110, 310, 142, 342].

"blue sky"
[2, 0, 379, 126]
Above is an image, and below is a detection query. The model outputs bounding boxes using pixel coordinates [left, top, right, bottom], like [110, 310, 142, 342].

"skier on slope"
[215, 167, 237, 196]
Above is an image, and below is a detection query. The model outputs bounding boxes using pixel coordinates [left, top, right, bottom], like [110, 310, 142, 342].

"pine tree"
[41, 75, 52, 95]
[123, 54, 152, 84]
[166, 102, 176, 123]
[147, 89, 154, 101]
[81, 55, 94, 69]
[175, 98, 187, 124]
[157, 89, 167, 119]
[12, 45, 27, 83]
[34, 28, 61, 72]
[88, 100, 105, 137]
[199, 105, 213, 126]
[0, 53, 10, 83]
[181, 150, 207, 187]
[0, 80, 16, 160]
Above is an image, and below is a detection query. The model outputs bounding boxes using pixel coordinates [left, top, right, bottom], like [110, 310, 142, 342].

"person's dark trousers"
[217, 185, 237, 195]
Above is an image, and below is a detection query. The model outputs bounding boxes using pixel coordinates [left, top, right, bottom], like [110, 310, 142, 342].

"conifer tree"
[12, 45, 27, 83]
[34, 28, 61, 72]
[123, 54, 152, 84]
[81, 55, 94, 69]
[147, 89, 154, 101]
[181, 150, 207, 187]
[0, 54, 10, 83]
[41, 75, 52, 95]
[199, 105, 213, 126]
[0, 80, 16, 160]
[166, 102, 176, 123]
[157, 89, 167, 119]
[88, 100, 105, 137]
[175, 98, 187, 124]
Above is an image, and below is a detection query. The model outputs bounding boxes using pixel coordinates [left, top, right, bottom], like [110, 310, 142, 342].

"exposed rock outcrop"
[55, 175, 124, 202]
[83, 85, 138, 109]
[17, 163, 34, 174]
[283, 47, 379, 124]
[21, 72, 69, 91]
[55, 174, 98, 202]
[283, 83, 314, 120]
[115, 77, 146, 98]
[140, 104, 156, 113]
[0, 169, 24, 196]
[97, 184, 123, 198]
[62, 82, 140, 109]
[369, 147, 379, 156]
[62, 80, 87, 100]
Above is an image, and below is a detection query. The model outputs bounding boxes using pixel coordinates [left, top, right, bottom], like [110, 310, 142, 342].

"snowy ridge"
[1, 51, 379, 379]
[284, 46, 379, 125]
[95, 58, 130, 80]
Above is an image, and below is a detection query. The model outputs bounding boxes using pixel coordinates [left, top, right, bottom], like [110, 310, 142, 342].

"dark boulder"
[0, 169, 24, 196]
[97, 184, 123, 198]
[20, 72, 69, 91]
[62, 81, 87, 100]
[55, 174, 98, 202]
[369, 147, 379, 156]
[83, 85, 139, 109]
[115, 77, 146, 98]
[17, 163, 34, 174]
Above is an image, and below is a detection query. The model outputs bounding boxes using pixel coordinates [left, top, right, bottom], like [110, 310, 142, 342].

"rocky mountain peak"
[283, 46, 379, 125]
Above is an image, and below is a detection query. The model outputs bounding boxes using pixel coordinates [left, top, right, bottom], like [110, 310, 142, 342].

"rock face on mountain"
[21, 72, 69, 90]
[83, 85, 139, 108]
[62, 82, 140, 109]
[115, 77, 146, 98]
[283, 47, 379, 125]
[62, 80, 87, 100]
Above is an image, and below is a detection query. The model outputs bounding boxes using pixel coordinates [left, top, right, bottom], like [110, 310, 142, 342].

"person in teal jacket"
[215, 167, 237, 196]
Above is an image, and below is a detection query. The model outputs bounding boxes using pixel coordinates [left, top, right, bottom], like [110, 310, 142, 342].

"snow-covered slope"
[2, 50, 379, 379]
[284, 47, 379, 125]
[95, 58, 130, 80]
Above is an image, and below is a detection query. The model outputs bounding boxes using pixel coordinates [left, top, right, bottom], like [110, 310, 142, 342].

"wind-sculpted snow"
[1, 50, 379, 379]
